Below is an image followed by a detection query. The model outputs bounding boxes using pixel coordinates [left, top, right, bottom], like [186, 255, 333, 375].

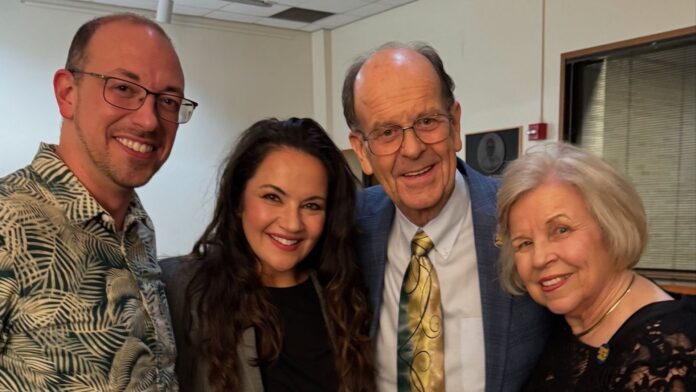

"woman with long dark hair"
[161, 118, 375, 391]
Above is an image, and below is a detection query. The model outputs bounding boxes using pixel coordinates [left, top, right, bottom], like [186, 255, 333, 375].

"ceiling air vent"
[271, 7, 334, 23]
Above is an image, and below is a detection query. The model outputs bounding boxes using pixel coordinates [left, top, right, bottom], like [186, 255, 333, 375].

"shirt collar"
[30, 143, 149, 229]
[394, 170, 469, 260]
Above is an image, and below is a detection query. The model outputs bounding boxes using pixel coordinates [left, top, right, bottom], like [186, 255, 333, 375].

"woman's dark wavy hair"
[186, 117, 375, 391]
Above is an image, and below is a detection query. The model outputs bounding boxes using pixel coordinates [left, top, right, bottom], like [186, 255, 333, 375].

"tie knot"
[411, 230, 434, 257]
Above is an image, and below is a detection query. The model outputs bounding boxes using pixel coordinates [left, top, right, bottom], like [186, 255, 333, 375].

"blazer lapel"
[238, 327, 264, 392]
[459, 160, 512, 392]
[356, 187, 395, 337]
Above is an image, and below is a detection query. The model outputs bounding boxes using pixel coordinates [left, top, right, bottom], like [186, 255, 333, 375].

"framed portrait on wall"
[465, 127, 521, 176]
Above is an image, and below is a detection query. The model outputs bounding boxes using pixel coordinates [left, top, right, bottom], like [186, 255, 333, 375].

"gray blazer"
[354, 159, 554, 392]
[159, 257, 337, 392]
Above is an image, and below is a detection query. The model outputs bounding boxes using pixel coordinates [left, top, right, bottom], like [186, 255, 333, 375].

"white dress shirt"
[375, 171, 486, 391]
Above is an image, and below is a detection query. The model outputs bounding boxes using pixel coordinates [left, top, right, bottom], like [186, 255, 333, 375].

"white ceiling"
[75, 0, 417, 31]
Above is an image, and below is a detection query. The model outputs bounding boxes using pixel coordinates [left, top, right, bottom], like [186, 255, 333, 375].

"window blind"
[576, 40, 695, 271]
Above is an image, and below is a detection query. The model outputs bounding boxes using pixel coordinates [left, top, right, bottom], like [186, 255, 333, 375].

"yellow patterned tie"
[397, 230, 445, 392]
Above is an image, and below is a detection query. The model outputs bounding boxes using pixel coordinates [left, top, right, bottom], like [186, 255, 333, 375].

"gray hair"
[497, 142, 648, 295]
[341, 41, 455, 131]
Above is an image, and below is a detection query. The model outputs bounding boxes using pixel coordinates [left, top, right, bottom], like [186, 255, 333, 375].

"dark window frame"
[560, 26, 696, 139]
[559, 26, 696, 285]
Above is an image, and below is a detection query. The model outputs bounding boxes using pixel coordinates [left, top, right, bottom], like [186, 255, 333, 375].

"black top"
[524, 295, 696, 391]
[260, 278, 338, 392]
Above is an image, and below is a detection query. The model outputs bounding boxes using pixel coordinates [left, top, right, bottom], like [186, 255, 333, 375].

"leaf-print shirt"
[0, 143, 177, 391]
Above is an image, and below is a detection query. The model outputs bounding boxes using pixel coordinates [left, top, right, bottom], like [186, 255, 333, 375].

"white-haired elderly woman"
[496, 142, 695, 391]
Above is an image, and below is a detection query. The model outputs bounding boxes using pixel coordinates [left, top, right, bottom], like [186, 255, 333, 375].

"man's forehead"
[91, 22, 170, 51]
[355, 52, 440, 108]
[83, 21, 183, 85]
[364, 48, 430, 72]
[357, 49, 437, 88]
[91, 20, 160, 41]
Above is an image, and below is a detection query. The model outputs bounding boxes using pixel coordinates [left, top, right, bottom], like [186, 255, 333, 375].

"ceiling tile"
[274, 0, 307, 7]
[290, 0, 372, 14]
[172, 0, 228, 9]
[206, 10, 262, 23]
[219, 3, 290, 17]
[173, 4, 213, 17]
[347, 2, 392, 17]
[92, 0, 157, 10]
[255, 17, 308, 30]
[67, 0, 420, 31]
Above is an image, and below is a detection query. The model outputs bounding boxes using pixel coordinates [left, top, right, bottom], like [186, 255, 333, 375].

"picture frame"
[465, 127, 522, 176]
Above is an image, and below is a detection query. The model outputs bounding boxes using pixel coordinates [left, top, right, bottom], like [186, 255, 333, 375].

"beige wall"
[323, 0, 696, 152]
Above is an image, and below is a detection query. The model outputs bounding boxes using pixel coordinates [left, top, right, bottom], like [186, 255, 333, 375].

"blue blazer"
[355, 159, 553, 392]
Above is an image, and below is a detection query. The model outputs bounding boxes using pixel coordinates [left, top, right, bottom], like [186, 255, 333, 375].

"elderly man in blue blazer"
[342, 42, 553, 391]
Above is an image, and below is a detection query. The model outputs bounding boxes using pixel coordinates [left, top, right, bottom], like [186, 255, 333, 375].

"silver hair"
[497, 142, 648, 295]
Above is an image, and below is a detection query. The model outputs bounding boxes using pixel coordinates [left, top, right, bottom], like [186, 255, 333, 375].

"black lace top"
[523, 295, 696, 392]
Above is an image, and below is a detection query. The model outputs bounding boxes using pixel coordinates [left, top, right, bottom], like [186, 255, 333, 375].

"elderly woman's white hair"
[497, 142, 648, 295]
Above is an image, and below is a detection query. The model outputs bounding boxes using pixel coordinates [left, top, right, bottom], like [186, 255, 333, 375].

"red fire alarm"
[528, 123, 547, 140]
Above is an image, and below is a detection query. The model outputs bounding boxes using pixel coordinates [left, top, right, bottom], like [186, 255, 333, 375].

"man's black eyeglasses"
[68, 69, 198, 124]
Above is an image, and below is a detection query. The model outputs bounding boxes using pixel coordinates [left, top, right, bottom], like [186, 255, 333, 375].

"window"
[561, 27, 696, 279]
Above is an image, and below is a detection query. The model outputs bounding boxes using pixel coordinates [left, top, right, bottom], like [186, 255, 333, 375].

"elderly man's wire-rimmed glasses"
[68, 69, 198, 124]
[359, 113, 454, 156]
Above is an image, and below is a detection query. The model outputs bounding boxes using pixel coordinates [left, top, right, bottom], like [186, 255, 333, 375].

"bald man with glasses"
[0, 13, 196, 390]
[344, 42, 553, 391]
